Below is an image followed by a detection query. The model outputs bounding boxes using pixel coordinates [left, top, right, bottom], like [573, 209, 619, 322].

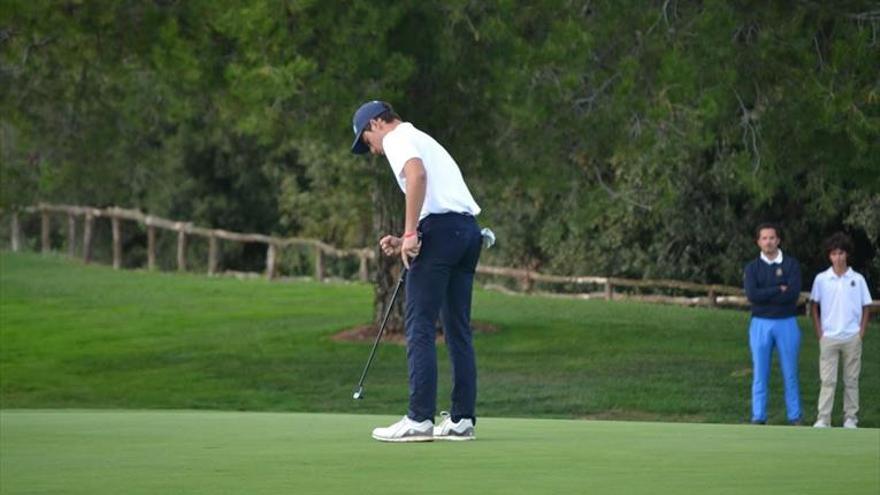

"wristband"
[403, 231, 417, 239]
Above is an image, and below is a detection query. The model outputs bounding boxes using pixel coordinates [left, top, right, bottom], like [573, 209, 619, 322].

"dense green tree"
[2, 0, 878, 309]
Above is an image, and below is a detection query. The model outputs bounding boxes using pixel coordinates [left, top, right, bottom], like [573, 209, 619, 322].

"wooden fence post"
[605, 280, 614, 301]
[176, 223, 187, 272]
[83, 212, 94, 264]
[41, 208, 50, 253]
[358, 252, 369, 282]
[208, 235, 218, 275]
[708, 289, 717, 307]
[67, 213, 77, 257]
[147, 224, 156, 271]
[314, 245, 324, 282]
[518, 272, 533, 292]
[10, 212, 21, 252]
[111, 216, 122, 269]
[265, 242, 277, 280]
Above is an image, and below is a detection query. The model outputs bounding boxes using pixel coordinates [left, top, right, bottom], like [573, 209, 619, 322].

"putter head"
[352, 386, 364, 400]
[481, 228, 496, 249]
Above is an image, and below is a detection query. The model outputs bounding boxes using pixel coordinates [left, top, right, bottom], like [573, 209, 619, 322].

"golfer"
[351, 100, 482, 442]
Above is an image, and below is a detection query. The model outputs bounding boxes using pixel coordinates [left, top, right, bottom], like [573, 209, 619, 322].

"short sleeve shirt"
[382, 122, 480, 221]
[810, 267, 873, 340]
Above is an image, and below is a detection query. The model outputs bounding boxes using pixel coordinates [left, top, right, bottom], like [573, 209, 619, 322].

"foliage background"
[2, 0, 878, 290]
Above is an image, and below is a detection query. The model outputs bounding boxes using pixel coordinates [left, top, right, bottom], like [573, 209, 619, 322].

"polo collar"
[826, 266, 853, 279]
[760, 249, 784, 265]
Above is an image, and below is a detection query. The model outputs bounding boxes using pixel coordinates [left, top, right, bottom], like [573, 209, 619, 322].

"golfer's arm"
[403, 158, 427, 235]
[811, 302, 822, 338]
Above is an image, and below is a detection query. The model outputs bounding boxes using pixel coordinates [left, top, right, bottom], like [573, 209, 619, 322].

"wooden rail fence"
[474, 264, 757, 308]
[9, 203, 374, 281]
[5, 203, 878, 313]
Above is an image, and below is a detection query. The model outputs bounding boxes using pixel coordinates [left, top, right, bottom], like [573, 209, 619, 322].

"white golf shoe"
[812, 419, 830, 428]
[371, 416, 434, 443]
[433, 411, 476, 441]
[843, 417, 858, 429]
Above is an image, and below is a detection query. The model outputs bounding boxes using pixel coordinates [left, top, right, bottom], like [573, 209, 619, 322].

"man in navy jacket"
[743, 223, 803, 425]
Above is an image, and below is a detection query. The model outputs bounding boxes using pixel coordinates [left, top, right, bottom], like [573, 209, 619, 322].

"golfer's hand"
[400, 235, 421, 268]
[379, 235, 402, 257]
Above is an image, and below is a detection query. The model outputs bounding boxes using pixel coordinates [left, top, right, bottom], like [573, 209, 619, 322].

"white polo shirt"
[382, 122, 480, 221]
[810, 267, 873, 340]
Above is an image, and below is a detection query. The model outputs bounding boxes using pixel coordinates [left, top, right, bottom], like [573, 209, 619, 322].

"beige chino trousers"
[816, 334, 862, 424]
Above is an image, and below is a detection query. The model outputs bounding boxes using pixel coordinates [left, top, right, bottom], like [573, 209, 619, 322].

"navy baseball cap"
[351, 100, 391, 154]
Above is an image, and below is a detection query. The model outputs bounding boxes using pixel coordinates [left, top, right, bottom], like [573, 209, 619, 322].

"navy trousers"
[405, 212, 482, 424]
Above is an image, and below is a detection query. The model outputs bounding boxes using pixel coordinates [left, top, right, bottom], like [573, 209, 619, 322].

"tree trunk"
[372, 158, 406, 334]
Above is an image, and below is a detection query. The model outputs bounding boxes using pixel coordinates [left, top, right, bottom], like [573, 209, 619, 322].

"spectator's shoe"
[843, 417, 858, 429]
[750, 419, 766, 425]
[812, 419, 830, 428]
[371, 416, 433, 443]
[789, 419, 802, 426]
[433, 411, 476, 441]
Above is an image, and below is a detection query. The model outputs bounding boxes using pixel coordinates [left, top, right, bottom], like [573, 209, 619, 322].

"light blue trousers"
[749, 316, 802, 422]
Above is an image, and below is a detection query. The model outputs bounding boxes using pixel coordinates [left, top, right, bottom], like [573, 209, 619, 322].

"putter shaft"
[353, 267, 407, 398]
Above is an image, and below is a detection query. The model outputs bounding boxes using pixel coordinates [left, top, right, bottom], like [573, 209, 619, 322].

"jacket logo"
[775, 268, 783, 277]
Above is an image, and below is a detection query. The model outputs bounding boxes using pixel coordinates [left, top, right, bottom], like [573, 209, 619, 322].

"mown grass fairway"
[2, 252, 880, 493]
[1, 251, 879, 425]
[2, 410, 878, 495]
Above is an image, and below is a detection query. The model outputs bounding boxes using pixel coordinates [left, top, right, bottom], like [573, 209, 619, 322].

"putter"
[352, 266, 407, 400]
[352, 227, 496, 400]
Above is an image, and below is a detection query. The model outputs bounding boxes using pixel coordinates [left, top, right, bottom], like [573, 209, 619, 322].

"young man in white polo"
[351, 100, 482, 442]
[810, 232, 872, 429]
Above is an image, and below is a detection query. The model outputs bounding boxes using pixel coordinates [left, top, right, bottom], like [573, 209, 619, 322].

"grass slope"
[1, 252, 878, 425]
[2, 410, 878, 495]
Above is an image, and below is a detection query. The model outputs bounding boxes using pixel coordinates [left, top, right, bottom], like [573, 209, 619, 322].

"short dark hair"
[823, 232, 853, 256]
[363, 108, 401, 133]
[754, 222, 781, 240]
[375, 108, 400, 123]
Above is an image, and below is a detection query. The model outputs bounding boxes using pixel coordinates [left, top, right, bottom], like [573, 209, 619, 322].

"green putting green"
[1, 410, 877, 494]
